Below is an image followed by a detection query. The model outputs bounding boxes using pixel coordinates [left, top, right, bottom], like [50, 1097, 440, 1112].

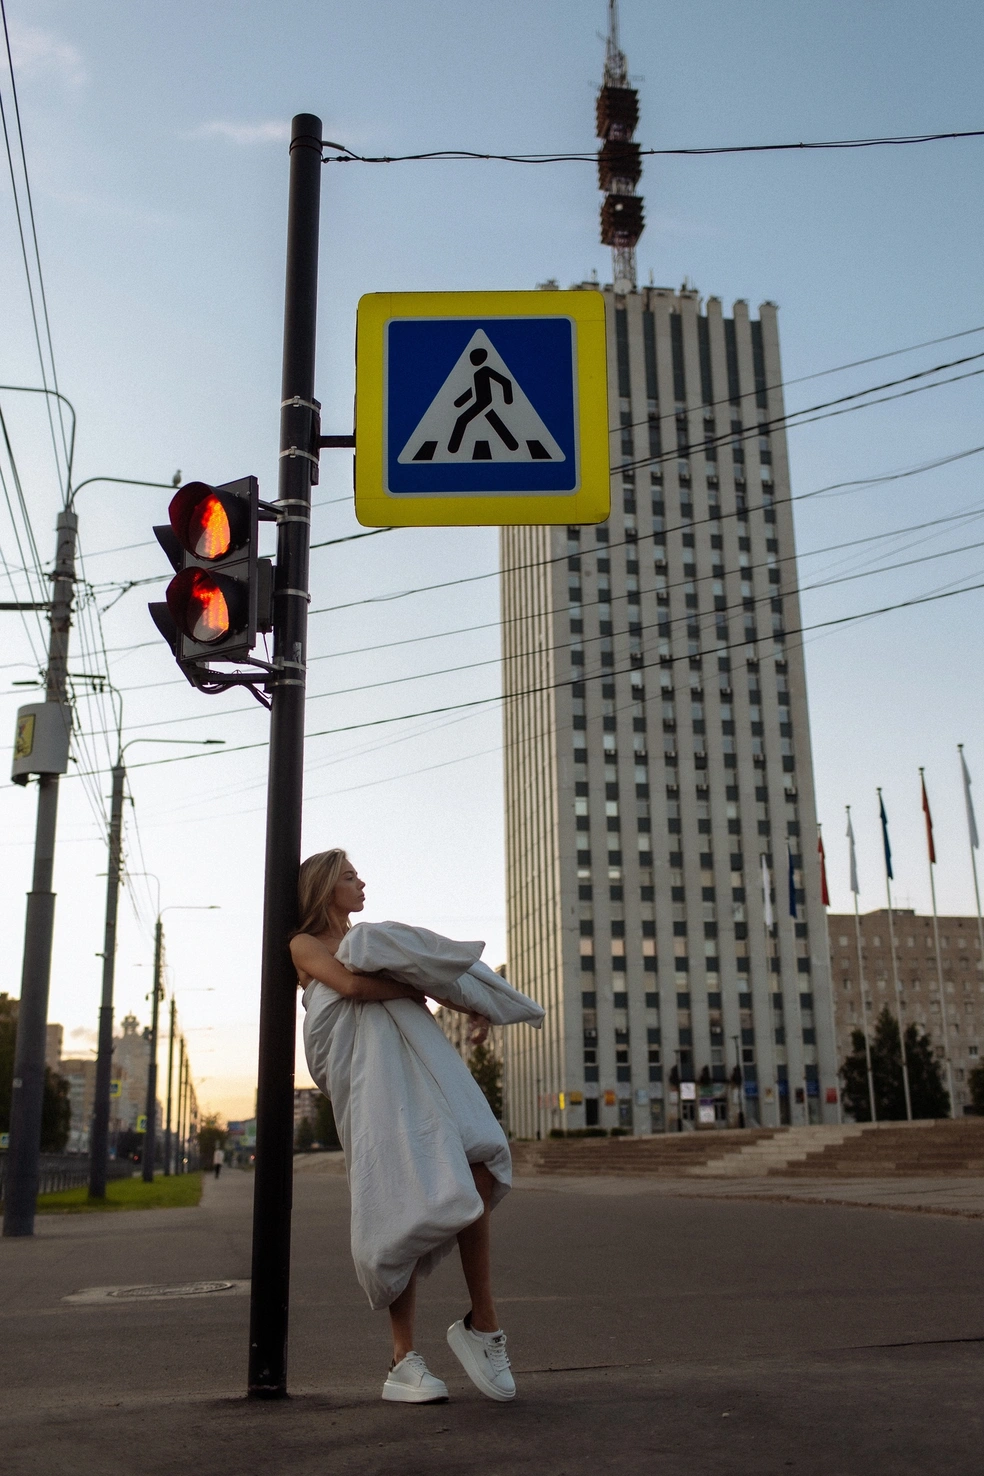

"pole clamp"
[281, 396, 321, 413]
[279, 446, 320, 467]
[276, 588, 311, 601]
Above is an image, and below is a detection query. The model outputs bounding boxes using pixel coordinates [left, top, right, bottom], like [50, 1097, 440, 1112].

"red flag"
[921, 775, 936, 864]
[817, 829, 830, 906]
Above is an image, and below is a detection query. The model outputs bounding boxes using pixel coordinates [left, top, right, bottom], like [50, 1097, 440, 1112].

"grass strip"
[35, 1172, 203, 1214]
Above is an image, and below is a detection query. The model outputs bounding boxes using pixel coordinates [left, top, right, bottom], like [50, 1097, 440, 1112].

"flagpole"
[847, 807, 877, 1123]
[788, 844, 811, 1126]
[957, 745, 984, 976]
[920, 768, 956, 1117]
[816, 825, 840, 1124]
[761, 853, 783, 1130]
[877, 788, 913, 1121]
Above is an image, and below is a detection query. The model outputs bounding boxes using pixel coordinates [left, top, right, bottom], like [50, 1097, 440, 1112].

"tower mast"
[597, 0, 644, 292]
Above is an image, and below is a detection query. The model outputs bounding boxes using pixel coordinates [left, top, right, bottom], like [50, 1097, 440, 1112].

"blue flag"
[787, 845, 797, 918]
[878, 792, 893, 880]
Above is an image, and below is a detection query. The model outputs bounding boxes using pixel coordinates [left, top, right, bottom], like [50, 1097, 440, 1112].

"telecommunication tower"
[597, 0, 644, 293]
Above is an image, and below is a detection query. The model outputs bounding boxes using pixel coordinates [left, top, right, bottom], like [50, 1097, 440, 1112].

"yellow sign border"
[354, 290, 610, 527]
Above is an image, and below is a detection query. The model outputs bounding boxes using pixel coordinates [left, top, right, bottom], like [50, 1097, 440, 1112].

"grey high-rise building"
[500, 284, 838, 1138]
[498, 8, 837, 1137]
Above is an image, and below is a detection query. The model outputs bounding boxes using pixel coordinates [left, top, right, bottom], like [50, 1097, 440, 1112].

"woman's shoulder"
[291, 930, 340, 959]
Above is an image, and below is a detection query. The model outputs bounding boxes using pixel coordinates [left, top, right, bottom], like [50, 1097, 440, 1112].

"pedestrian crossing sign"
[354, 291, 610, 526]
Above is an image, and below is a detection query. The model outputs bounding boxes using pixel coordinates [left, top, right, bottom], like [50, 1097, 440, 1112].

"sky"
[1, 0, 982, 1121]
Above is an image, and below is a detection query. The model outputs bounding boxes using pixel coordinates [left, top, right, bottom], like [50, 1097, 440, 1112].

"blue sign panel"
[385, 317, 578, 496]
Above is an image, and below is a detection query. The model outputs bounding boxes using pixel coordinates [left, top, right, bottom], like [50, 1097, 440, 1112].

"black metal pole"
[163, 997, 176, 1175]
[247, 111, 322, 1400]
[89, 760, 125, 1199]
[142, 919, 163, 1182]
[4, 509, 77, 1238]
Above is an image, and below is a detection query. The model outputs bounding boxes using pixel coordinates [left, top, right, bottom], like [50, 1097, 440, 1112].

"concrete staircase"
[774, 1118, 984, 1178]
[687, 1123, 865, 1177]
[509, 1118, 984, 1179]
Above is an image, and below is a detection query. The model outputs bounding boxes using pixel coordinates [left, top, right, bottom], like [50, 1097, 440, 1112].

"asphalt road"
[1, 1162, 982, 1475]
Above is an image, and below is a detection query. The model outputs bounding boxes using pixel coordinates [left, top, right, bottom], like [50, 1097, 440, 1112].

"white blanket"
[301, 922, 542, 1311]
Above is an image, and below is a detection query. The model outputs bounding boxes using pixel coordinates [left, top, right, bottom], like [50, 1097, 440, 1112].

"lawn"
[35, 1172, 203, 1214]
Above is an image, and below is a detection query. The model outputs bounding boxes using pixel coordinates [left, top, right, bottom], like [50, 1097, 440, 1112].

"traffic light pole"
[88, 758, 125, 1199]
[3, 508, 78, 1238]
[247, 112, 322, 1400]
[142, 918, 164, 1182]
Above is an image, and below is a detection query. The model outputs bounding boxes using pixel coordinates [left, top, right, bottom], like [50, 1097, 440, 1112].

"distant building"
[60, 1058, 97, 1152]
[433, 1006, 503, 1067]
[45, 1023, 63, 1071]
[828, 909, 984, 1115]
[294, 1088, 321, 1138]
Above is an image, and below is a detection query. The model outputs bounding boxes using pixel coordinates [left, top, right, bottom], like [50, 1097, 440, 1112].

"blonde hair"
[293, 849, 353, 940]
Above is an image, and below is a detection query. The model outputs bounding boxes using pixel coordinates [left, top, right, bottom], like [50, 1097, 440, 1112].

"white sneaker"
[447, 1315, 516, 1402]
[382, 1351, 449, 1404]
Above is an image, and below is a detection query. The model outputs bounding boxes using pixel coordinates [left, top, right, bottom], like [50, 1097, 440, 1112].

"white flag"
[761, 853, 774, 928]
[961, 749, 979, 850]
[846, 809, 859, 895]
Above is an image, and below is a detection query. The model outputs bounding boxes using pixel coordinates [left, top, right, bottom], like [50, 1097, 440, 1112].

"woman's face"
[332, 864, 365, 916]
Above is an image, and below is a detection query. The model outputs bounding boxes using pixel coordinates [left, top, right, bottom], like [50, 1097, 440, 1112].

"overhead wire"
[0, 0, 69, 493]
[71, 572, 984, 776]
[320, 129, 984, 164]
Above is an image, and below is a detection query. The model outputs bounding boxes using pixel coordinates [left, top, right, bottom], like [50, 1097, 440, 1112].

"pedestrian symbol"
[399, 330, 565, 466]
[355, 290, 610, 527]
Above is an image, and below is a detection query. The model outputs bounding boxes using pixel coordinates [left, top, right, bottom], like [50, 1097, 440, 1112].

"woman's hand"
[466, 1012, 491, 1047]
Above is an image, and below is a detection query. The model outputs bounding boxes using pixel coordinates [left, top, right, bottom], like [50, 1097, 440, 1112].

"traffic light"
[149, 477, 273, 681]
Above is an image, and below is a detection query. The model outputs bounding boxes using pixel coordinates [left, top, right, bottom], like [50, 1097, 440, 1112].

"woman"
[290, 849, 517, 1405]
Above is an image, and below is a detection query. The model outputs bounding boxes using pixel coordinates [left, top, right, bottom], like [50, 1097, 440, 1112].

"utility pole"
[88, 757, 125, 1199]
[142, 918, 164, 1182]
[248, 112, 322, 1400]
[164, 997, 176, 1176]
[176, 1037, 186, 1174]
[3, 507, 77, 1238]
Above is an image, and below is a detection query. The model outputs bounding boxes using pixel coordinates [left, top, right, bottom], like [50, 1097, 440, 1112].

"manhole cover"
[64, 1279, 248, 1305]
[109, 1281, 235, 1300]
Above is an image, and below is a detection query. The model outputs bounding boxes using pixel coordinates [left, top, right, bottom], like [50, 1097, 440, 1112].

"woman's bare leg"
[388, 1267, 417, 1362]
[456, 1163, 499, 1332]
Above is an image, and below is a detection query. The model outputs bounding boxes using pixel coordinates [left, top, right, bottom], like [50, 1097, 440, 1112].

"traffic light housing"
[149, 477, 273, 682]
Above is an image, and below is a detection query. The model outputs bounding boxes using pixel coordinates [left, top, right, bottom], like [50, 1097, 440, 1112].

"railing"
[0, 1154, 133, 1201]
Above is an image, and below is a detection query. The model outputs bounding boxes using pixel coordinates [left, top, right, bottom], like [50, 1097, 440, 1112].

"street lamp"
[142, 904, 219, 1184]
[88, 726, 224, 1200]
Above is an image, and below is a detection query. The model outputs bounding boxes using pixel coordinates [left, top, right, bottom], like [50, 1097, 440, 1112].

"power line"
[0, 0, 69, 494]
[321, 129, 984, 164]
[92, 574, 984, 774]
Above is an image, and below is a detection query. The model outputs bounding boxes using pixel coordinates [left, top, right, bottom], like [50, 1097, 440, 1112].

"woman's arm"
[290, 934, 425, 1004]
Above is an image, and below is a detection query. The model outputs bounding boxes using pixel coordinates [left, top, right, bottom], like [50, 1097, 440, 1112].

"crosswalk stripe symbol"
[397, 329, 566, 466]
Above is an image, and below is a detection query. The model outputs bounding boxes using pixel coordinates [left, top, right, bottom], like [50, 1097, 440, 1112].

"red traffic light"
[169, 482, 248, 561]
[165, 568, 247, 644]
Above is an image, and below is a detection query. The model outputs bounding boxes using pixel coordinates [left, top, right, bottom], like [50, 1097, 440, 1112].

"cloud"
[191, 121, 291, 146]
[8, 22, 86, 87]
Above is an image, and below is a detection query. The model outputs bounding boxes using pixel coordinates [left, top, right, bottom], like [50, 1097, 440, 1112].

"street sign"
[355, 290, 610, 526]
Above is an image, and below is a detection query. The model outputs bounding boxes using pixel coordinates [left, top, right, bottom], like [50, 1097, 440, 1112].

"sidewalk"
[512, 1167, 984, 1217]
[2, 1164, 983, 1474]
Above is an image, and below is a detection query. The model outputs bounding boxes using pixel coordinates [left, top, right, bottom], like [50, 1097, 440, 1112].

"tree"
[469, 1043, 502, 1120]
[840, 1007, 949, 1121]
[295, 1115, 315, 1152]
[0, 994, 70, 1150]
[40, 1068, 70, 1152]
[197, 1112, 227, 1165]
[315, 1094, 340, 1149]
[969, 1062, 984, 1115]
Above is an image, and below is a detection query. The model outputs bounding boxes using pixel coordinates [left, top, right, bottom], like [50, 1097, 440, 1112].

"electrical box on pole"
[11, 703, 72, 785]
